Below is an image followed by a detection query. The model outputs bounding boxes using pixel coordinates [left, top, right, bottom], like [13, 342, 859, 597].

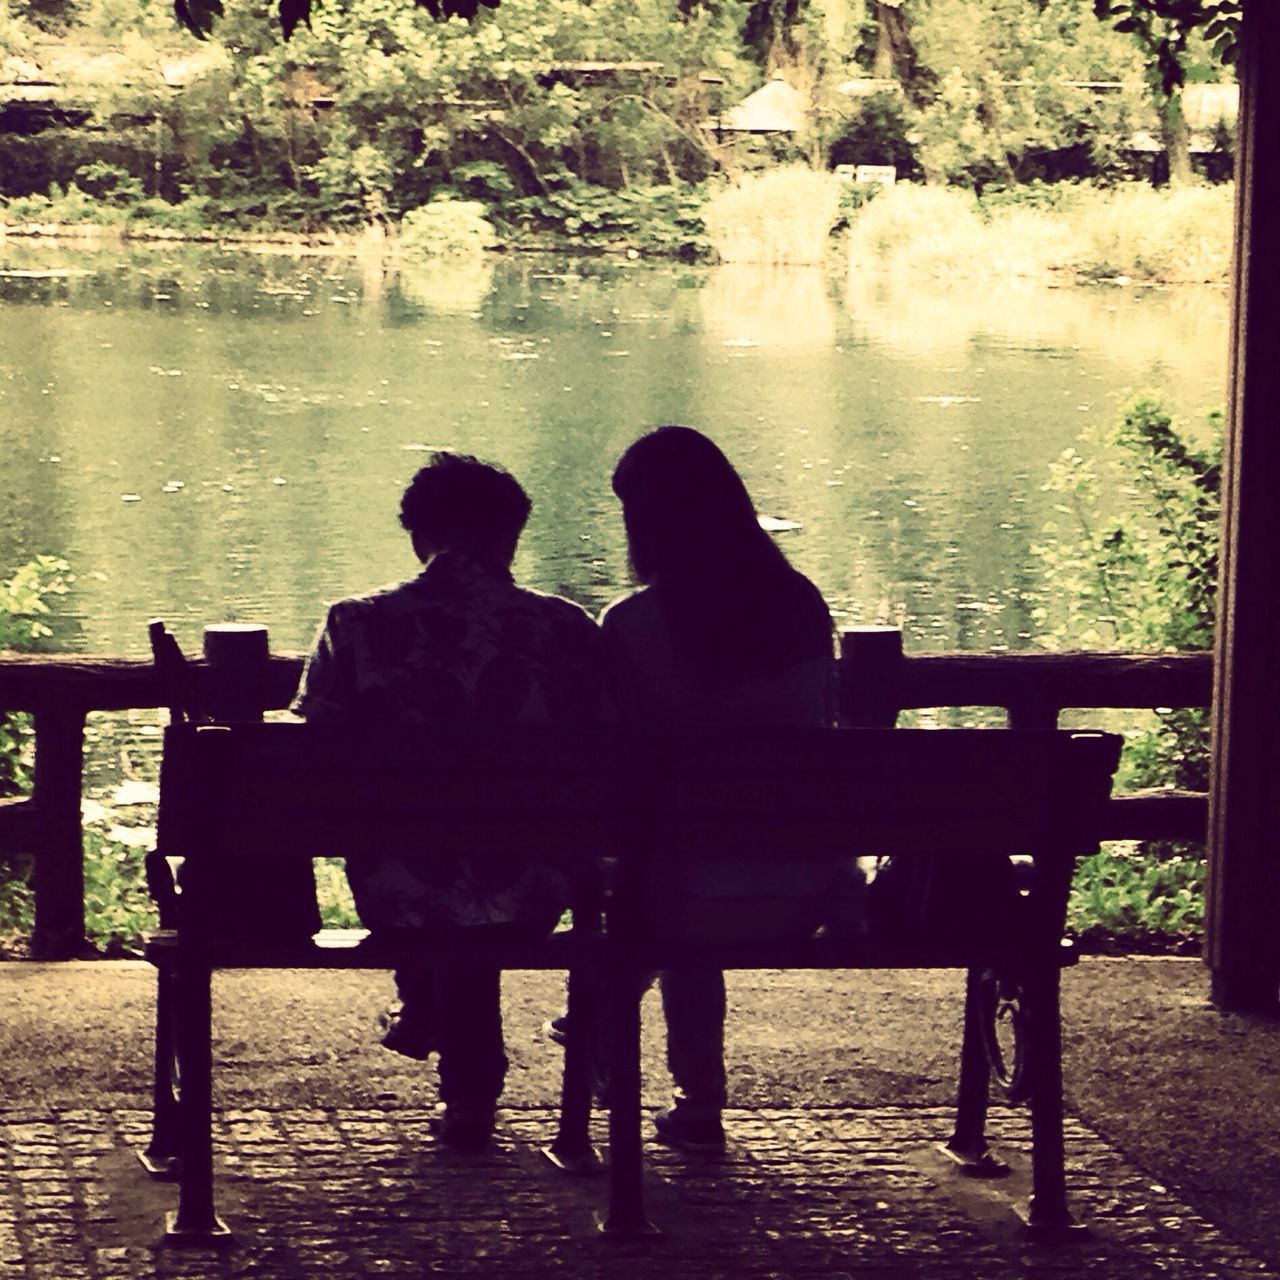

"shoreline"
[0, 217, 1232, 288]
[0, 218, 654, 261]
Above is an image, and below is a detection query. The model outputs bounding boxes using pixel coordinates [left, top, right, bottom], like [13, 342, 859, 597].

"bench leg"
[165, 960, 231, 1245]
[138, 965, 182, 1180]
[942, 967, 1010, 1177]
[1021, 962, 1080, 1234]
[543, 967, 603, 1174]
[600, 965, 657, 1237]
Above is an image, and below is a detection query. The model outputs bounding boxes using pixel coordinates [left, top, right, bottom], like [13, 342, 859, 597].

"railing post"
[200, 624, 321, 942]
[203, 624, 271, 722]
[31, 706, 86, 959]
[839, 626, 904, 727]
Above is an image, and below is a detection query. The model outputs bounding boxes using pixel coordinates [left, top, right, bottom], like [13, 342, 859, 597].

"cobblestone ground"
[1, 1105, 1275, 1280]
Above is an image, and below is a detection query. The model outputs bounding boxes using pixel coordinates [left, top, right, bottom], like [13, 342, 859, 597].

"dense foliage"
[0, 0, 1237, 239]
[1037, 398, 1220, 949]
[0, 556, 73, 797]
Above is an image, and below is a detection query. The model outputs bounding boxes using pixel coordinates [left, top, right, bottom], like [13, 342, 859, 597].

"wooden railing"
[0, 627, 1213, 959]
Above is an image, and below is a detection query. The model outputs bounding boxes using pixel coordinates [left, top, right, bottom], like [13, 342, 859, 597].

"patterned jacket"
[294, 551, 603, 929]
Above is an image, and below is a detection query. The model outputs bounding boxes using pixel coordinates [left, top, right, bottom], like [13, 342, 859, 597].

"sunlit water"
[1, 240, 1227, 661]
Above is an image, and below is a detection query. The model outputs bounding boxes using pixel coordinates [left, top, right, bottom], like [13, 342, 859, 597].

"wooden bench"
[141, 718, 1121, 1245]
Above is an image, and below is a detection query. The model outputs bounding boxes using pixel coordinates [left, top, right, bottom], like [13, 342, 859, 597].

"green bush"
[703, 166, 843, 265]
[398, 199, 499, 256]
[845, 181, 1232, 284]
[1, 556, 73, 798]
[126, 196, 217, 233]
[846, 181, 1078, 278]
[1069, 848, 1205, 952]
[81, 826, 158, 955]
[73, 162, 145, 208]
[0, 557, 75, 949]
[1037, 397, 1220, 948]
[316, 859, 361, 929]
[1068, 182, 1233, 283]
[500, 176, 709, 258]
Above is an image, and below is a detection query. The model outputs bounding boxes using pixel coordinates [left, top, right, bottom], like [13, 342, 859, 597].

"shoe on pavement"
[653, 1105, 726, 1155]
[428, 1103, 494, 1155]
[378, 1002, 434, 1061]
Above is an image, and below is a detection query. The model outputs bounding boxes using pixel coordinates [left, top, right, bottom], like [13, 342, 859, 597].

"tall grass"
[847, 184, 1079, 278]
[1071, 184, 1233, 284]
[704, 167, 844, 266]
[847, 182, 1233, 284]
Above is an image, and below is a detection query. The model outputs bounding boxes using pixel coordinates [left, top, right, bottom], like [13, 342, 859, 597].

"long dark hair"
[611, 426, 832, 683]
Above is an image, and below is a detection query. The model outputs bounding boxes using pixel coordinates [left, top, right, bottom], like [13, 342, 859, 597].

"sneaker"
[653, 1105, 725, 1155]
[377, 1003, 434, 1061]
[429, 1103, 494, 1155]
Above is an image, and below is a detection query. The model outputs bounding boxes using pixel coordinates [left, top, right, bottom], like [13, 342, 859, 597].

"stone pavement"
[2, 1102, 1276, 1280]
[3, 959, 1279, 1279]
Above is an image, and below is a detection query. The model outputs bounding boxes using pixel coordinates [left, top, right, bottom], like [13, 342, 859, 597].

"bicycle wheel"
[977, 966, 1031, 1104]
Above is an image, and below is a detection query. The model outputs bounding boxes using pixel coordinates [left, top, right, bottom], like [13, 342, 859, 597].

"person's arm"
[598, 602, 647, 724]
[291, 603, 354, 725]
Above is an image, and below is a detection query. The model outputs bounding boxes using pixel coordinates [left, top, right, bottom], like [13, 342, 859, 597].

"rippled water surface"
[0, 241, 1228, 657]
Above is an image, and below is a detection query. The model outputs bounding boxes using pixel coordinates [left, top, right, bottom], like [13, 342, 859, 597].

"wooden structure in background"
[1206, 1, 1280, 1012]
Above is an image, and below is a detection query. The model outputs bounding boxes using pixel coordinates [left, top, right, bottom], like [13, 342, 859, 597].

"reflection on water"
[701, 265, 839, 349]
[0, 240, 1228, 660]
[392, 255, 497, 314]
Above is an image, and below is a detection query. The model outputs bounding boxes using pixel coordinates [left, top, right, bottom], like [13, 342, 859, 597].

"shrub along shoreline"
[1, 174, 1235, 287]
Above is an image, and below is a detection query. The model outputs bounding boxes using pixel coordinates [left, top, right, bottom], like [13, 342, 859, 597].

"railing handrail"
[0, 646, 1214, 713]
[0, 631, 1215, 957]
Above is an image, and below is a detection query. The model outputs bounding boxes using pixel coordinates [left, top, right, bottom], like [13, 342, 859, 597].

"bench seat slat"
[143, 929, 1074, 973]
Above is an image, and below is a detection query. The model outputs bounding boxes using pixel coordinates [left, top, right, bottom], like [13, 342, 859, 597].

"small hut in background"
[712, 73, 810, 168]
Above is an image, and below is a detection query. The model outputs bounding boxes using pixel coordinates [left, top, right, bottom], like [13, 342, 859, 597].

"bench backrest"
[158, 722, 1122, 867]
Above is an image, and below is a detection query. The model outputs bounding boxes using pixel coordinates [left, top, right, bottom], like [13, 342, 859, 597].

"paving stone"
[0, 1105, 1277, 1278]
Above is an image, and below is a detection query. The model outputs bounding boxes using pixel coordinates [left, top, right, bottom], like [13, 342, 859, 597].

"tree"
[1093, 1, 1240, 184]
[909, 0, 1147, 188]
[870, 0, 933, 108]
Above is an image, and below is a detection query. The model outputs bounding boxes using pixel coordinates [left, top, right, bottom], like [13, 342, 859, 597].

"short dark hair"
[399, 453, 531, 567]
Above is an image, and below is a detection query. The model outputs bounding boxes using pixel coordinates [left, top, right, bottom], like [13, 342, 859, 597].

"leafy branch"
[177, 0, 498, 41]
[1093, 0, 1241, 92]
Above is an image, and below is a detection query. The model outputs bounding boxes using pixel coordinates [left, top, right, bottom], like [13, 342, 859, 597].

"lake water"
[0, 239, 1229, 660]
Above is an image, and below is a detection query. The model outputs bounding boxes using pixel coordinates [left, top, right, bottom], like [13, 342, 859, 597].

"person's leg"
[653, 895, 823, 1151]
[434, 961, 507, 1105]
[379, 957, 436, 1060]
[430, 943, 509, 1150]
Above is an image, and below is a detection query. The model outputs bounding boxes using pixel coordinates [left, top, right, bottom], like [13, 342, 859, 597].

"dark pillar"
[30, 706, 85, 959]
[1207, 0, 1280, 1013]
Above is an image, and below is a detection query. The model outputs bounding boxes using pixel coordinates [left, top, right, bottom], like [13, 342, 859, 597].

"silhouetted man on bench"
[293, 453, 604, 1152]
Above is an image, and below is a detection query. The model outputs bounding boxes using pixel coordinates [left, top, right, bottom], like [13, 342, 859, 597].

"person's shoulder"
[598, 586, 653, 631]
[514, 585, 599, 633]
[323, 579, 421, 626]
[783, 568, 833, 626]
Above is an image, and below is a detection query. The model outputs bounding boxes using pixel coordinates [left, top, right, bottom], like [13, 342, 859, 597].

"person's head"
[611, 425, 763, 584]
[611, 426, 832, 684]
[399, 453, 531, 572]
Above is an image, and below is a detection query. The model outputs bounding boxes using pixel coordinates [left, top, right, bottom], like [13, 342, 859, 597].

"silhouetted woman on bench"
[600, 425, 848, 1153]
[294, 453, 603, 1152]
